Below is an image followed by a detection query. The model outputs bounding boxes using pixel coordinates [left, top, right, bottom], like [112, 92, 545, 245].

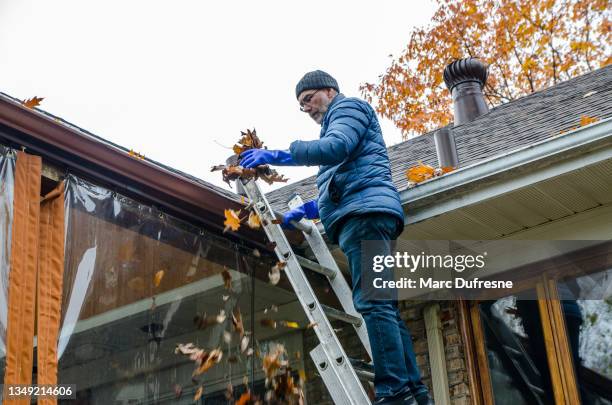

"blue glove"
[239, 149, 296, 168]
[282, 200, 319, 229]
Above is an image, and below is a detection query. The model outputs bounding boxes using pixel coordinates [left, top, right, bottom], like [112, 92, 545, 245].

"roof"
[266, 65, 612, 212]
[0, 91, 278, 250]
[0, 91, 241, 204]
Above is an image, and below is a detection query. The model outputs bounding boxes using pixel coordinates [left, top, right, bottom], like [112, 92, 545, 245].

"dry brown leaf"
[232, 308, 245, 337]
[194, 386, 204, 401]
[224, 209, 242, 232]
[268, 267, 280, 285]
[22, 96, 44, 108]
[153, 270, 164, 287]
[405, 162, 436, 183]
[260, 319, 277, 329]
[193, 348, 223, 376]
[580, 115, 599, 127]
[440, 166, 456, 174]
[175, 343, 196, 355]
[247, 211, 261, 229]
[173, 384, 183, 399]
[233, 144, 246, 155]
[240, 335, 250, 353]
[235, 392, 251, 405]
[222, 268, 232, 289]
[262, 346, 284, 379]
[225, 383, 234, 400]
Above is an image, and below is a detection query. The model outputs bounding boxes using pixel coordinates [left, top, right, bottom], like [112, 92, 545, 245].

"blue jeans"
[338, 213, 429, 399]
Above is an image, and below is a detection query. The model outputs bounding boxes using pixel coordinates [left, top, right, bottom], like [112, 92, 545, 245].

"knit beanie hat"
[295, 70, 340, 99]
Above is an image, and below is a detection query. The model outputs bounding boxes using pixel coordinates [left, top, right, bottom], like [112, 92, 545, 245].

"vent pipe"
[443, 58, 489, 126]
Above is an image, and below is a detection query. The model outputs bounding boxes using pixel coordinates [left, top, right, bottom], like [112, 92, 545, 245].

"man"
[240, 70, 432, 405]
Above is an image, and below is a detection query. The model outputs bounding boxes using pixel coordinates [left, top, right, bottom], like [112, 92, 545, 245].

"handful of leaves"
[211, 129, 289, 185]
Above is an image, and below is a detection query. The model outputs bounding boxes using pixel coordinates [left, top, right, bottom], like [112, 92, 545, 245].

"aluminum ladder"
[240, 177, 374, 404]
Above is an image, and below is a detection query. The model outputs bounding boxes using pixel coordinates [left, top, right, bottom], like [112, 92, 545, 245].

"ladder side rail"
[288, 195, 372, 358]
[241, 179, 371, 405]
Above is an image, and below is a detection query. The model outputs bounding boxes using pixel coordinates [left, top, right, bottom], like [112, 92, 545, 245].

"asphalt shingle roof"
[266, 65, 612, 212]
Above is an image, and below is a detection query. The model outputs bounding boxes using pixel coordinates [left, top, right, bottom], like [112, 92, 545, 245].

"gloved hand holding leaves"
[239, 149, 296, 168]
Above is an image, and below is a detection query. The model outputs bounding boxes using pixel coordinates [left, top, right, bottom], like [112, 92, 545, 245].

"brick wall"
[301, 300, 473, 404]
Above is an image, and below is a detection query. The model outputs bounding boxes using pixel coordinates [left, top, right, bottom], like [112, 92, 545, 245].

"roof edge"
[402, 117, 612, 224]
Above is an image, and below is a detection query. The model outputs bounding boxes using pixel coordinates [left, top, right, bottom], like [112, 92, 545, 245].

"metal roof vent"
[443, 58, 489, 126]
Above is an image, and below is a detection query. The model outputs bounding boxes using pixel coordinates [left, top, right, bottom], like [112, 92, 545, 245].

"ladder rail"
[288, 195, 372, 359]
[241, 178, 371, 405]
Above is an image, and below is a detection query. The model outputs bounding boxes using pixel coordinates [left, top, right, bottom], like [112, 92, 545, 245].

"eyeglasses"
[299, 89, 321, 111]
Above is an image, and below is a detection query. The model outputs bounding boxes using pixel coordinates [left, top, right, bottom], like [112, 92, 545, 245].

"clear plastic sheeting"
[58, 174, 311, 403]
[0, 146, 15, 373]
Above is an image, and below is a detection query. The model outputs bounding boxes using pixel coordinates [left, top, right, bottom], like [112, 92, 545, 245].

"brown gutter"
[0, 95, 291, 249]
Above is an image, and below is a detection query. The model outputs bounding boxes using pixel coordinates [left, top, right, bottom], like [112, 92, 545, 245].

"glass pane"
[56, 174, 314, 403]
[558, 269, 612, 404]
[0, 146, 15, 380]
[57, 175, 257, 403]
[479, 293, 555, 404]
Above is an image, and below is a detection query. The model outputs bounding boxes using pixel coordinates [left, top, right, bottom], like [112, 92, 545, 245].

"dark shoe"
[374, 391, 417, 405]
[415, 393, 434, 405]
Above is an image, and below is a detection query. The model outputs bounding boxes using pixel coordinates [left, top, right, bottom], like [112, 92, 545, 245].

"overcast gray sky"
[0, 0, 437, 193]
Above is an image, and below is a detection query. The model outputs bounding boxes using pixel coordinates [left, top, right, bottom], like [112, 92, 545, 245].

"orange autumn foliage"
[361, 0, 611, 138]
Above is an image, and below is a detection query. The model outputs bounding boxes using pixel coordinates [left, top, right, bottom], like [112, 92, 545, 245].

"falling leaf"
[232, 308, 245, 337]
[173, 384, 183, 399]
[298, 369, 306, 383]
[175, 343, 199, 355]
[217, 309, 227, 324]
[225, 383, 234, 400]
[224, 209, 242, 232]
[247, 211, 261, 229]
[22, 96, 44, 108]
[222, 294, 230, 301]
[281, 321, 299, 329]
[306, 322, 318, 329]
[579, 115, 599, 127]
[153, 270, 165, 287]
[222, 268, 232, 289]
[260, 319, 277, 329]
[194, 386, 204, 401]
[193, 348, 223, 376]
[262, 348, 283, 379]
[240, 335, 250, 353]
[211, 164, 227, 172]
[405, 162, 436, 183]
[252, 248, 261, 258]
[223, 331, 232, 344]
[268, 267, 280, 285]
[235, 392, 251, 405]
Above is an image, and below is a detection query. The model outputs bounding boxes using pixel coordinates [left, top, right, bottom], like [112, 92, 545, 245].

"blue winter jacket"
[289, 94, 404, 243]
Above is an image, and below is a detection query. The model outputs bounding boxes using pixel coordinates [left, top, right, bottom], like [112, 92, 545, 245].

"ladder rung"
[349, 358, 375, 381]
[296, 255, 337, 279]
[322, 305, 362, 327]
